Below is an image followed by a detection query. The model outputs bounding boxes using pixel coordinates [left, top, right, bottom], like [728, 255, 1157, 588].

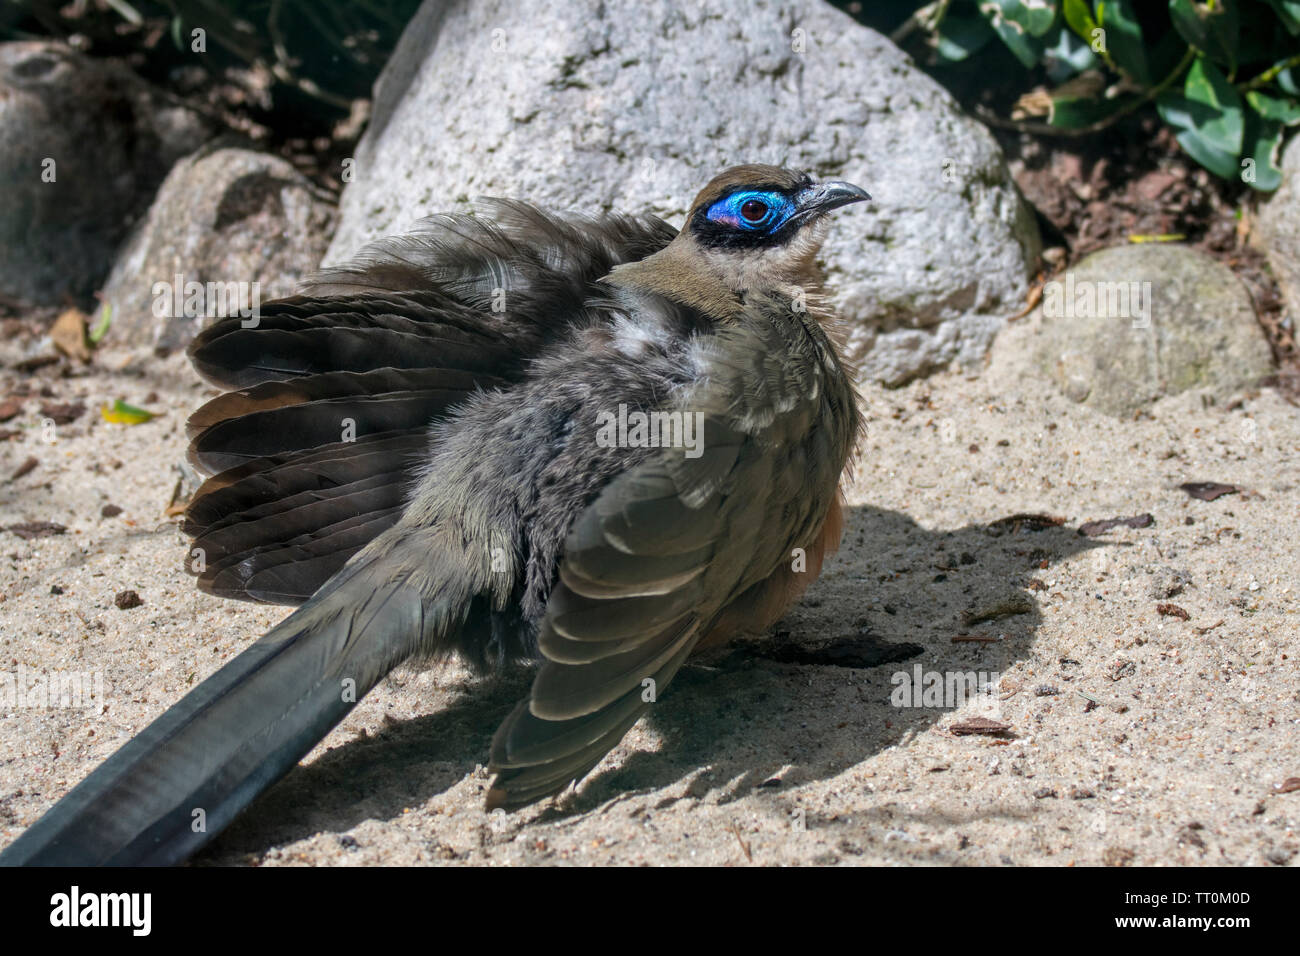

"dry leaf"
[50, 308, 92, 363]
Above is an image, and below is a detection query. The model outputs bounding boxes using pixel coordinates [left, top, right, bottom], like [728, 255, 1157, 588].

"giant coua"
[0, 164, 868, 865]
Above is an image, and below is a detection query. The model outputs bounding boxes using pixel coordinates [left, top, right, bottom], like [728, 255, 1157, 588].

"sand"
[0, 321, 1296, 866]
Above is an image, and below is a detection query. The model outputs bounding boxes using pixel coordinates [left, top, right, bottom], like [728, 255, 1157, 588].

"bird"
[0, 164, 869, 866]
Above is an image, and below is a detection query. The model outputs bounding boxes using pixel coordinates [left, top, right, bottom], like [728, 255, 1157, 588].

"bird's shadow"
[197, 503, 1104, 862]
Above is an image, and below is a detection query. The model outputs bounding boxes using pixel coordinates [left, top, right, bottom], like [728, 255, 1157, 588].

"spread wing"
[184, 203, 675, 605]
[487, 305, 854, 809]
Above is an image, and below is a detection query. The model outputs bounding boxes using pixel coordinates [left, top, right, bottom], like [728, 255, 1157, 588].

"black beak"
[794, 180, 872, 217]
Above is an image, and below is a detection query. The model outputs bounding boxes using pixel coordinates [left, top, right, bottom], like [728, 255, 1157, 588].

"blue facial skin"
[705, 190, 798, 234]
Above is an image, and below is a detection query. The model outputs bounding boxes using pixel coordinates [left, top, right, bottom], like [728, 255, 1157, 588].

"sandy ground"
[0, 319, 1296, 867]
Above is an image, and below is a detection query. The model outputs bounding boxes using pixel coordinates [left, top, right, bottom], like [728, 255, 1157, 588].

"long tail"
[0, 538, 460, 866]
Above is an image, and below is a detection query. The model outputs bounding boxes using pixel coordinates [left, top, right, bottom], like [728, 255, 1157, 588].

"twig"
[727, 821, 753, 862]
[974, 46, 1196, 138]
[1238, 53, 1300, 92]
[890, 0, 952, 46]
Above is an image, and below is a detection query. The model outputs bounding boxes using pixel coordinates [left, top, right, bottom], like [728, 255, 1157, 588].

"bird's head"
[608, 164, 870, 315]
[683, 165, 868, 290]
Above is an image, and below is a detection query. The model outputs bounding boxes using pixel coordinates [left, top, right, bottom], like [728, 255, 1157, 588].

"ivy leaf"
[1157, 93, 1238, 178]
[1043, 23, 1101, 82]
[1265, 0, 1300, 34]
[1051, 93, 1138, 129]
[1169, 0, 1239, 72]
[1247, 90, 1300, 125]
[984, 0, 1059, 37]
[1181, 57, 1245, 154]
[1096, 0, 1150, 86]
[1063, 0, 1100, 41]
[1241, 113, 1285, 191]
[1170, 124, 1242, 179]
[1277, 65, 1300, 97]
[979, 1, 1049, 67]
[936, 12, 997, 62]
[1169, 0, 1209, 48]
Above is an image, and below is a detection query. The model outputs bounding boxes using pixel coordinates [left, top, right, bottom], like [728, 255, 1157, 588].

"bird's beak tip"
[798, 181, 872, 215]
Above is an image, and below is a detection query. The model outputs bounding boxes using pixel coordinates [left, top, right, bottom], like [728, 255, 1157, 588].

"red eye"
[740, 199, 768, 223]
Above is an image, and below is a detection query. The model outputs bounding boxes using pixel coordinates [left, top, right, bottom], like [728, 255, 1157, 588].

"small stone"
[1032, 246, 1273, 417]
[114, 589, 143, 610]
[950, 716, 1013, 736]
[1103, 846, 1135, 867]
[10, 457, 38, 481]
[1177, 825, 1206, 849]
[4, 520, 65, 539]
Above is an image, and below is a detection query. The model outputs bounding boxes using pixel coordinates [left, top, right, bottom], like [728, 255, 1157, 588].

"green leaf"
[1173, 126, 1242, 179]
[1097, 0, 1150, 85]
[1241, 114, 1285, 191]
[100, 400, 156, 425]
[1157, 88, 1242, 179]
[1063, 0, 1099, 40]
[88, 303, 112, 344]
[1050, 93, 1137, 128]
[1168, 0, 1238, 72]
[936, 12, 997, 62]
[1265, 0, 1300, 34]
[979, 1, 1048, 68]
[1277, 65, 1300, 97]
[984, 0, 1059, 38]
[1182, 57, 1244, 154]
[1044, 24, 1101, 82]
[1247, 90, 1300, 125]
[1169, 0, 1209, 48]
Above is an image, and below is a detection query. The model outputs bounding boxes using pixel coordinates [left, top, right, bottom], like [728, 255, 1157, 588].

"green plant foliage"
[925, 0, 1300, 191]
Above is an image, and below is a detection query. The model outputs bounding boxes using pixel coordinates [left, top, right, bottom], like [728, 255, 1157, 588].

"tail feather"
[182, 434, 424, 529]
[0, 543, 456, 866]
[198, 506, 406, 604]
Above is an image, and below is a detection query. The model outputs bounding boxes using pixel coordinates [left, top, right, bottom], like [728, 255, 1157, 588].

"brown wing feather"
[183, 205, 675, 605]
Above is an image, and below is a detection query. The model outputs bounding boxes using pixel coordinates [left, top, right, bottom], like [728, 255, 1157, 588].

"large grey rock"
[0, 41, 209, 307]
[102, 146, 336, 351]
[1258, 134, 1300, 329]
[1030, 245, 1273, 417]
[326, 0, 1040, 385]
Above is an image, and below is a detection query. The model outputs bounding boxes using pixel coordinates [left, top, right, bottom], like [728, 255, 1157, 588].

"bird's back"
[184, 202, 676, 605]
